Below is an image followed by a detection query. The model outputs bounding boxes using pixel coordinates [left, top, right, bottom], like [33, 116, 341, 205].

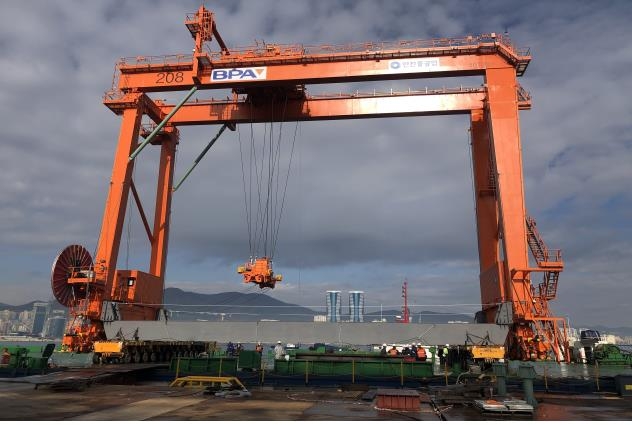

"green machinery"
[169, 350, 262, 376]
[168, 345, 436, 380]
[273, 356, 434, 379]
[274, 346, 435, 379]
[0, 343, 56, 373]
[593, 344, 632, 366]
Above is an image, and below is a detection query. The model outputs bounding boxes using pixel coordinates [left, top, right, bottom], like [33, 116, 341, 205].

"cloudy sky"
[1, 1, 630, 329]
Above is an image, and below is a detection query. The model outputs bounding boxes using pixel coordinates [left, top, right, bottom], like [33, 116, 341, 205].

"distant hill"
[0, 300, 66, 313]
[163, 288, 474, 323]
[163, 287, 320, 322]
[0, 288, 477, 324]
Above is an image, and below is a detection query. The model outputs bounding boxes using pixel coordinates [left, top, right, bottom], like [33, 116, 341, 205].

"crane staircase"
[525, 215, 567, 361]
[526, 215, 563, 301]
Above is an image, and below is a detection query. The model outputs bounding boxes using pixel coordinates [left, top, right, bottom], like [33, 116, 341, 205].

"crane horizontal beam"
[144, 89, 486, 125]
[116, 54, 516, 92]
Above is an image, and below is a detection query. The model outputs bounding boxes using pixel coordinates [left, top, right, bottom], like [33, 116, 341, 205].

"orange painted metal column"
[94, 98, 143, 295]
[484, 67, 531, 320]
[470, 109, 503, 321]
[149, 126, 178, 279]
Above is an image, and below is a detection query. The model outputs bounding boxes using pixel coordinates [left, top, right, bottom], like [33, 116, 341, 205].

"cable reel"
[50, 244, 94, 306]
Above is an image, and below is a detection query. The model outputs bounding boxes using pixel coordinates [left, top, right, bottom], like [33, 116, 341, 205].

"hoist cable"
[254, 121, 268, 256]
[264, 99, 276, 257]
[270, 98, 291, 258]
[248, 104, 259, 258]
[271, 120, 299, 258]
[271, 96, 289, 258]
[240, 95, 293, 263]
[238, 125, 253, 255]
[249, 115, 261, 256]
[248, 103, 256, 257]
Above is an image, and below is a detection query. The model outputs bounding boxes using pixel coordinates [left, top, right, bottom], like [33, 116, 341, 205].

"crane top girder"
[116, 33, 529, 75]
[107, 7, 530, 98]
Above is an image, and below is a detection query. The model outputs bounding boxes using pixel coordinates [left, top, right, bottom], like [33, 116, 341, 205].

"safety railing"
[103, 89, 124, 102]
[68, 266, 96, 281]
[109, 33, 530, 76]
[542, 249, 562, 263]
[206, 33, 529, 61]
[109, 33, 530, 91]
[117, 54, 194, 67]
[516, 84, 532, 102]
[307, 86, 484, 99]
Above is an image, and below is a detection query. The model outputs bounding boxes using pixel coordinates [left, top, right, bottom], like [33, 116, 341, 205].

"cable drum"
[50, 244, 93, 306]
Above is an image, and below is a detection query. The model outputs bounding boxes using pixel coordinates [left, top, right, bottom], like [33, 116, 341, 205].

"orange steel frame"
[63, 6, 568, 361]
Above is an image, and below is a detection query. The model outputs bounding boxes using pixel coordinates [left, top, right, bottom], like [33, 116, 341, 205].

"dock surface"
[0, 377, 631, 421]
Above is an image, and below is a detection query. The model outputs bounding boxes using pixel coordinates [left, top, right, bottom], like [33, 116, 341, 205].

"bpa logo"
[211, 67, 267, 81]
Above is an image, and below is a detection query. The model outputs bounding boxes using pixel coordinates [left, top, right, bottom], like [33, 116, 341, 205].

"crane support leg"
[470, 109, 503, 318]
[95, 99, 143, 292]
[150, 126, 178, 278]
[485, 67, 543, 359]
[485, 66, 530, 311]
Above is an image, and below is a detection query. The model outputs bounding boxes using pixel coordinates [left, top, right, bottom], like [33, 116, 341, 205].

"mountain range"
[0, 300, 66, 313]
[163, 287, 475, 323]
[3, 288, 631, 336]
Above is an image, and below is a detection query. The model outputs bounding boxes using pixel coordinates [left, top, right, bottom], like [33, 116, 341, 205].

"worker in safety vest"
[255, 342, 263, 354]
[388, 346, 399, 356]
[0, 348, 10, 365]
[416, 346, 427, 362]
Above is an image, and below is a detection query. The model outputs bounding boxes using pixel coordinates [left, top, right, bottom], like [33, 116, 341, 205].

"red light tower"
[397, 281, 411, 324]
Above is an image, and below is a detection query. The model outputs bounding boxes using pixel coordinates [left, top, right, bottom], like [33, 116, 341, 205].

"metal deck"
[0, 363, 167, 390]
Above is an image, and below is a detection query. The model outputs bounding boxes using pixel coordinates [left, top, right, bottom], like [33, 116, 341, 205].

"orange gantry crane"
[51, 6, 568, 361]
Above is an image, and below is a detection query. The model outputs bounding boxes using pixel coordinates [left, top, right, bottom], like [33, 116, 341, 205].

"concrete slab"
[104, 321, 509, 346]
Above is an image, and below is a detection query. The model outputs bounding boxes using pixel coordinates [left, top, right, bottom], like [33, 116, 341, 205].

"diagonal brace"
[130, 179, 154, 244]
[172, 123, 229, 192]
[128, 86, 198, 161]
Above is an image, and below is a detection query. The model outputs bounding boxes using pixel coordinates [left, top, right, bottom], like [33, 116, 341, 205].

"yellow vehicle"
[469, 345, 506, 362]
